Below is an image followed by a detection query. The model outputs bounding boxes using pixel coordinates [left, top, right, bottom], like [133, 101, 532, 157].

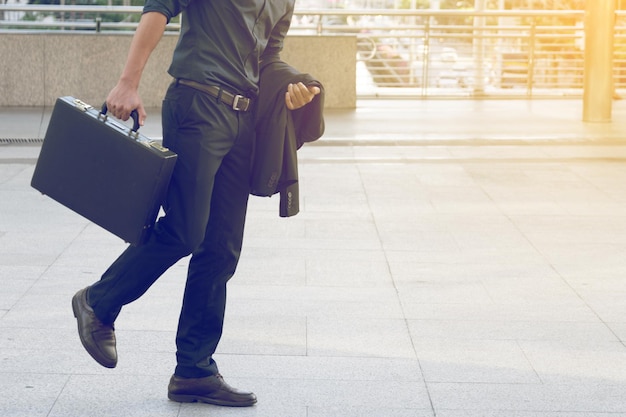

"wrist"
[117, 76, 140, 91]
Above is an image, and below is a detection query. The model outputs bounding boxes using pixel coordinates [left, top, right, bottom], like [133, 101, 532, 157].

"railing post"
[527, 19, 536, 97]
[583, 0, 615, 122]
[473, 0, 485, 96]
[422, 18, 430, 96]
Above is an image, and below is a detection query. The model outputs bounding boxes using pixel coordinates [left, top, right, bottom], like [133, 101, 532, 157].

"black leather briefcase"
[31, 96, 177, 246]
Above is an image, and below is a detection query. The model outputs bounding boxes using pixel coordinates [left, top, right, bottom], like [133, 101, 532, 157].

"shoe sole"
[168, 392, 257, 407]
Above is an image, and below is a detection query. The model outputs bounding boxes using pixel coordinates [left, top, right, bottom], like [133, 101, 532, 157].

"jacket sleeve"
[291, 81, 325, 148]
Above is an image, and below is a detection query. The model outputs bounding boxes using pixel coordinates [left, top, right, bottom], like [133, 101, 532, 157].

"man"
[71, 0, 320, 407]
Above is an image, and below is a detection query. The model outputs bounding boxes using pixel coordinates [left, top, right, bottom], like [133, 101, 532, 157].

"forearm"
[105, 11, 167, 122]
[119, 11, 168, 88]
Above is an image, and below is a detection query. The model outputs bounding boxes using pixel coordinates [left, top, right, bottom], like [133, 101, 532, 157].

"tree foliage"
[394, 0, 587, 9]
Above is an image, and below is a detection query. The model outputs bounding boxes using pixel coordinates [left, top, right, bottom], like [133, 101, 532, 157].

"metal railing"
[294, 9, 591, 98]
[0, 4, 180, 31]
[1, 5, 624, 99]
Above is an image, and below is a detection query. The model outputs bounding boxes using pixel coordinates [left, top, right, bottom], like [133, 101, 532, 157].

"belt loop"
[216, 88, 223, 104]
[175, 78, 180, 87]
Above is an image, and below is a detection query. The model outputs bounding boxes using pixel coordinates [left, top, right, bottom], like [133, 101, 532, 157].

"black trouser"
[87, 82, 255, 378]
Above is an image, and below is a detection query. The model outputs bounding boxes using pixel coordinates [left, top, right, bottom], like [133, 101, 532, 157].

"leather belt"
[177, 79, 252, 112]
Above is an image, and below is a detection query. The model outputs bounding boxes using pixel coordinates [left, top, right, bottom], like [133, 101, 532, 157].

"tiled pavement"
[2, 99, 626, 416]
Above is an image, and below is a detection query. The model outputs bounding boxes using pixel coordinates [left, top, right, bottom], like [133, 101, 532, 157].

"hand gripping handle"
[100, 102, 140, 133]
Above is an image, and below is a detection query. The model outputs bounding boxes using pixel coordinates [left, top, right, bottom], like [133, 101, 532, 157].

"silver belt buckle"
[232, 94, 249, 111]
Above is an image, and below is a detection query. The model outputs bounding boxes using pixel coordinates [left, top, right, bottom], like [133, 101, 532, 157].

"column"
[583, 0, 616, 122]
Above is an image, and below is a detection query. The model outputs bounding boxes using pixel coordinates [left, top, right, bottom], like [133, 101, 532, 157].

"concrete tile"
[2, 162, 38, 184]
[407, 319, 619, 343]
[0, 229, 80, 257]
[219, 315, 307, 356]
[0, 373, 69, 417]
[414, 165, 477, 187]
[376, 213, 450, 233]
[244, 207, 307, 238]
[299, 147, 358, 165]
[0, 278, 34, 309]
[235, 246, 308, 286]
[481, 276, 582, 305]
[0, 108, 46, 138]
[552, 260, 626, 283]
[384, 241, 544, 266]
[303, 215, 379, 242]
[396, 281, 493, 305]
[301, 192, 371, 214]
[541, 145, 626, 160]
[179, 403, 307, 417]
[512, 215, 626, 245]
[566, 294, 626, 324]
[530, 242, 626, 270]
[227, 284, 405, 319]
[27, 267, 105, 296]
[0, 146, 40, 162]
[105, 351, 177, 376]
[0, 191, 86, 230]
[114, 293, 183, 332]
[436, 411, 626, 416]
[214, 354, 424, 382]
[389, 260, 557, 283]
[484, 190, 565, 215]
[369, 199, 439, 217]
[307, 317, 416, 359]
[429, 382, 626, 413]
[378, 226, 459, 252]
[52, 236, 130, 269]
[0, 326, 78, 351]
[519, 340, 626, 385]
[49, 374, 180, 417]
[299, 163, 363, 186]
[0, 291, 75, 329]
[426, 186, 503, 215]
[0, 265, 47, 281]
[115, 329, 178, 354]
[448, 145, 550, 160]
[451, 228, 536, 252]
[415, 339, 540, 384]
[247, 377, 431, 409]
[0, 346, 112, 376]
[308, 406, 434, 417]
[304, 249, 392, 287]
[0, 164, 32, 186]
[244, 234, 381, 251]
[402, 300, 598, 323]
[435, 213, 519, 233]
[358, 164, 422, 188]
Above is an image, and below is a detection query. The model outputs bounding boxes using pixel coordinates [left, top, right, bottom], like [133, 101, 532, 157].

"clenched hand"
[285, 82, 321, 110]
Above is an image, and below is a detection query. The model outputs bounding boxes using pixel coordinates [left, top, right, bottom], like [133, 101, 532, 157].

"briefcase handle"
[100, 103, 141, 134]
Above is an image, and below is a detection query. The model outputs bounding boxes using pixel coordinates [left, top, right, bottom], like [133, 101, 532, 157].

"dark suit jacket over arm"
[251, 60, 325, 217]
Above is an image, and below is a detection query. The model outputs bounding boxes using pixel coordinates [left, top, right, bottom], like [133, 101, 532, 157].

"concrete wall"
[0, 33, 356, 109]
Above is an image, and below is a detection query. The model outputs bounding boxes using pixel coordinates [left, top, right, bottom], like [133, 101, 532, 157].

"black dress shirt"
[143, 0, 294, 97]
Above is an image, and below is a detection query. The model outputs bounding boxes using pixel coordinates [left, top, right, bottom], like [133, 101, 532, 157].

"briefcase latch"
[73, 98, 93, 112]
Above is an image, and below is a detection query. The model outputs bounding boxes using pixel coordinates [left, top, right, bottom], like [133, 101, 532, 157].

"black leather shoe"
[71, 287, 117, 368]
[168, 374, 257, 407]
